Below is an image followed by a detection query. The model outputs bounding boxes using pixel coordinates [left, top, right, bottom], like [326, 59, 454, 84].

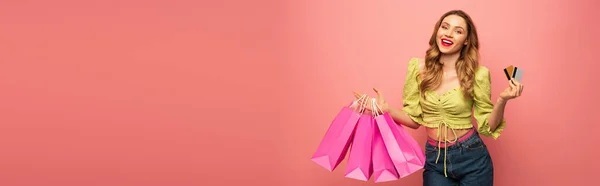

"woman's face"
[436, 15, 469, 55]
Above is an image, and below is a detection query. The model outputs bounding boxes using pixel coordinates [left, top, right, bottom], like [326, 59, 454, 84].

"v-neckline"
[432, 86, 461, 97]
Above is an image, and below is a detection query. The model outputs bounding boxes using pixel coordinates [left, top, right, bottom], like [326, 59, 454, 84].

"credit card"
[514, 67, 523, 82]
[503, 66, 513, 80]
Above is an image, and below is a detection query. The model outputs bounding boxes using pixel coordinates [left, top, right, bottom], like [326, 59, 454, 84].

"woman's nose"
[444, 32, 453, 38]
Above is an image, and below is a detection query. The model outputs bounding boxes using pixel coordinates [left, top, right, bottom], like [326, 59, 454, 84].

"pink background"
[1, 0, 598, 185]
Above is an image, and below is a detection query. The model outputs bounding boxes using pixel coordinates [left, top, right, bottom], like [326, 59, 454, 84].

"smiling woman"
[353, 9, 523, 186]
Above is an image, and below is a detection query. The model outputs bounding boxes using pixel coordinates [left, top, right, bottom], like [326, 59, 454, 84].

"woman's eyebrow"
[442, 22, 465, 30]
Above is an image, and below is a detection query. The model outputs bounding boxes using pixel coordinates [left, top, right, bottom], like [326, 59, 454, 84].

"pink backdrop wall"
[283, 0, 599, 186]
[0, 0, 598, 186]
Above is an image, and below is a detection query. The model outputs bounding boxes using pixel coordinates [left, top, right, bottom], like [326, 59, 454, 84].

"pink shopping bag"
[395, 119, 426, 167]
[375, 112, 425, 178]
[344, 114, 374, 181]
[372, 122, 400, 182]
[311, 102, 363, 171]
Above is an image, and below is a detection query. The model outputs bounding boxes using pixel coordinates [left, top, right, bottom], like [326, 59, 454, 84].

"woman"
[354, 10, 523, 185]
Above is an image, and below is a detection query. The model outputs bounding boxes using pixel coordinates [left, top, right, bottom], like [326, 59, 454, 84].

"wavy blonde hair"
[420, 10, 480, 99]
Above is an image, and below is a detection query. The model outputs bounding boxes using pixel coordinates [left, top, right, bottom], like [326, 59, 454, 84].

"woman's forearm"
[387, 106, 421, 129]
[488, 98, 508, 131]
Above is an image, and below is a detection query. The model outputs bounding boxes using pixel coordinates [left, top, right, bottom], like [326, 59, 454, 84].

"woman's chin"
[438, 48, 458, 55]
[438, 49, 451, 54]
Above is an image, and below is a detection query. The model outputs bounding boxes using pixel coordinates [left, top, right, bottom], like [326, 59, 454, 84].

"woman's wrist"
[384, 104, 395, 114]
[497, 97, 508, 105]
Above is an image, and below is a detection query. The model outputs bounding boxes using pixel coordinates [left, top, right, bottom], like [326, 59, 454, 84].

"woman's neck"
[439, 53, 460, 70]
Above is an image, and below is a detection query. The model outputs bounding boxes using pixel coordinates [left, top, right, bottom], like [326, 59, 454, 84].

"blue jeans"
[423, 131, 494, 186]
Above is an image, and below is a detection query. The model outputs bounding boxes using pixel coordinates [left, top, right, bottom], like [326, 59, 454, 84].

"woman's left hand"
[499, 79, 524, 101]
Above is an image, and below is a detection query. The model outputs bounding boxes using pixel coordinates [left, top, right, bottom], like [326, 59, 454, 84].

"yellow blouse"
[401, 57, 506, 138]
[401, 57, 506, 177]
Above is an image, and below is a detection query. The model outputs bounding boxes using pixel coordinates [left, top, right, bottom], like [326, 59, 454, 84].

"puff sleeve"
[473, 66, 506, 139]
[401, 58, 426, 125]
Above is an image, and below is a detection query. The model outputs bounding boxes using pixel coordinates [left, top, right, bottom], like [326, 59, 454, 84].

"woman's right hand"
[352, 88, 389, 114]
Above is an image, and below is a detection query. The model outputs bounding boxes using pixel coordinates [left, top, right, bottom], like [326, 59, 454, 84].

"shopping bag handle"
[372, 98, 385, 116]
[349, 94, 368, 113]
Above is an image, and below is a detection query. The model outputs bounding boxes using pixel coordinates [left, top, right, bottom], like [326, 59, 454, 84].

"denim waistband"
[427, 130, 482, 150]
